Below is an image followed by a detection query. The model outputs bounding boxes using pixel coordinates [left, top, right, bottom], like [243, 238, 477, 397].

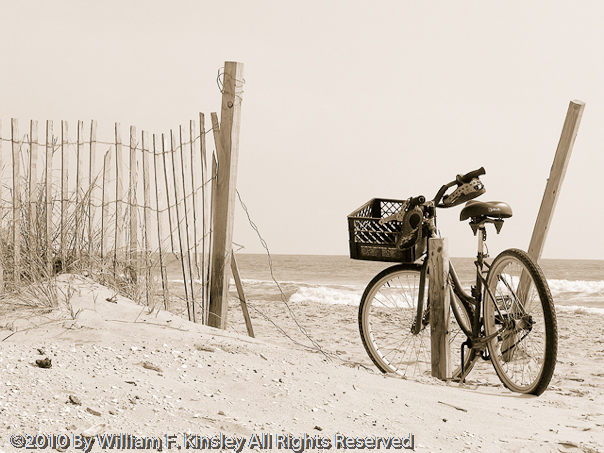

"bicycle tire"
[358, 264, 471, 379]
[484, 248, 558, 395]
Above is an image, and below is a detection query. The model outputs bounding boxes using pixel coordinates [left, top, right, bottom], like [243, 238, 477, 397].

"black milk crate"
[348, 198, 426, 263]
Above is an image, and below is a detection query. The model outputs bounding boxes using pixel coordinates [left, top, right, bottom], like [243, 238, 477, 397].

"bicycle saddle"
[460, 200, 513, 221]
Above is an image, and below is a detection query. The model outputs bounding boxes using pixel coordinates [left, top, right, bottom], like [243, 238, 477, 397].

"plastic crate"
[348, 198, 427, 263]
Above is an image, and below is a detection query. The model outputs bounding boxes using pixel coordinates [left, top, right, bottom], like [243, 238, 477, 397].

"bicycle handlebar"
[433, 167, 486, 206]
[457, 167, 486, 184]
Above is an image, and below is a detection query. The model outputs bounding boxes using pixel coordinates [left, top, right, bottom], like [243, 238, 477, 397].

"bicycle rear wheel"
[484, 249, 558, 395]
[358, 264, 470, 378]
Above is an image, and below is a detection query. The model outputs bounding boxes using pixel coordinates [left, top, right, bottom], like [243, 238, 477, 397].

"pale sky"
[2, 1, 603, 259]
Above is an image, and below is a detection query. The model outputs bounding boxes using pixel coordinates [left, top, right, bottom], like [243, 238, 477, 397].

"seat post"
[476, 225, 487, 263]
[477, 226, 484, 254]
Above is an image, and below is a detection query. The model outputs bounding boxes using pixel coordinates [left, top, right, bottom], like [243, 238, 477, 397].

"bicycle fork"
[411, 259, 429, 336]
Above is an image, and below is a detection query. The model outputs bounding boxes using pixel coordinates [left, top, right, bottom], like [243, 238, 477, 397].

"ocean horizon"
[168, 254, 604, 316]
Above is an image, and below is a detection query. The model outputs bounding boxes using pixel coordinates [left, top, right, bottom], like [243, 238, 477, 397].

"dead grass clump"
[0, 181, 163, 317]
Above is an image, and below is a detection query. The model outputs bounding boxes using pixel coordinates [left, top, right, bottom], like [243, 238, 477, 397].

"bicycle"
[349, 168, 558, 395]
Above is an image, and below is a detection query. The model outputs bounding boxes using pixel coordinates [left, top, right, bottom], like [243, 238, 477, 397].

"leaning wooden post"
[208, 61, 244, 329]
[527, 100, 585, 262]
[231, 254, 254, 337]
[428, 237, 450, 380]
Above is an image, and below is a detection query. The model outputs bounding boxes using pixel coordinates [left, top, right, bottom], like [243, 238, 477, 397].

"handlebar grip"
[457, 167, 486, 184]
[408, 195, 426, 208]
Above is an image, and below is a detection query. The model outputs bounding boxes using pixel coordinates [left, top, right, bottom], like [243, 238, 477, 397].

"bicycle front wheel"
[358, 264, 470, 378]
[484, 249, 558, 395]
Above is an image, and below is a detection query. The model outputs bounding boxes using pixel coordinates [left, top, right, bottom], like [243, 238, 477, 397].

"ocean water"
[229, 254, 604, 316]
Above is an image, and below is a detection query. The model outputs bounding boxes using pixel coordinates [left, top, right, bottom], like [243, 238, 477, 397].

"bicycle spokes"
[484, 249, 557, 395]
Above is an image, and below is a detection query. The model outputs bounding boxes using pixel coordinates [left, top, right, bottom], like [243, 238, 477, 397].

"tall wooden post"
[428, 237, 450, 380]
[527, 100, 585, 262]
[208, 61, 244, 329]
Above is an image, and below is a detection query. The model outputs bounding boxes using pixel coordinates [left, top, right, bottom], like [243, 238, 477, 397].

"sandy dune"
[0, 275, 602, 452]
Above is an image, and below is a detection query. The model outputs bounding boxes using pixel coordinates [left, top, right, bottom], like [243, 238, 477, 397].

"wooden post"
[141, 130, 152, 307]
[153, 133, 170, 310]
[527, 100, 585, 262]
[114, 123, 124, 269]
[11, 119, 21, 282]
[129, 126, 138, 267]
[161, 134, 176, 253]
[208, 61, 244, 329]
[209, 113, 224, 327]
[208, 151, 218, 325]
[199, 113, 211, 315]
[45, 121, 53, 276]
[29, 120, 38, 251]
[171, 130, 193, 321]
[88, 120, 97, 271]
[179, 125, 197, 321]
[428, 237, 450, 380]
[75, 120, 84, 264]
[60, 121, 68, 267]
[231, 254, 254, 337]
[101, 149, 111, 263]
[189, 119, 201, 281]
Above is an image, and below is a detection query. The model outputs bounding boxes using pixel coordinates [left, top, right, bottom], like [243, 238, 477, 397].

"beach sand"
[0, 275, 602, 452]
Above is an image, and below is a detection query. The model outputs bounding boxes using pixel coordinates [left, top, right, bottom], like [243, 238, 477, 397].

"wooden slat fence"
[0, 115, 216, 323]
